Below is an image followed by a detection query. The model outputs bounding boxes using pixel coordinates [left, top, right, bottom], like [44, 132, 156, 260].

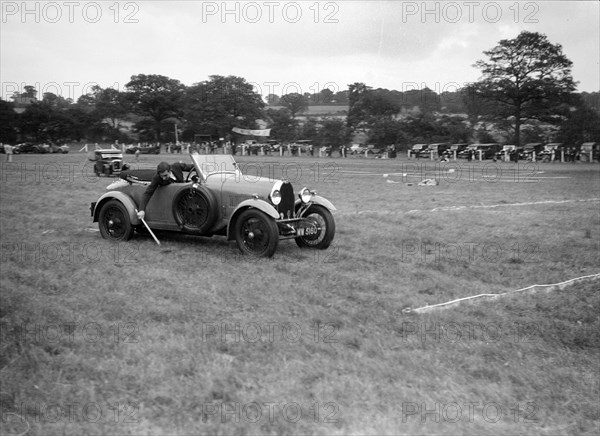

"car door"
[144, 183, 192, 229]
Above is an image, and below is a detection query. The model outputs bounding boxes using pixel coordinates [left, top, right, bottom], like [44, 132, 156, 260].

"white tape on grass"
[403, 273, 600, 314]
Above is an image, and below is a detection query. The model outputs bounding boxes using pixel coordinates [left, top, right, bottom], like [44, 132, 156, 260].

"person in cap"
[136, 161, 194, 220]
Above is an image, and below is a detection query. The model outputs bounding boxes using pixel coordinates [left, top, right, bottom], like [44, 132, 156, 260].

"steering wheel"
[185, 168, 199, 183]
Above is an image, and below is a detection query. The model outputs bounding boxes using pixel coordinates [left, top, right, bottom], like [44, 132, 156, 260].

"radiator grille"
[278, 182, 295, 219]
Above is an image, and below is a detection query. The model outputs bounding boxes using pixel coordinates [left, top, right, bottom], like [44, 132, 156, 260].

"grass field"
[1, 151, 599, 435]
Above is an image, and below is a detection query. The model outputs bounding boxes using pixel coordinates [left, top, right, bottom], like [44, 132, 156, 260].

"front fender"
[92, 191, 141, 225]
[296, 195, 337, 212]
[226, 199, 279, 240]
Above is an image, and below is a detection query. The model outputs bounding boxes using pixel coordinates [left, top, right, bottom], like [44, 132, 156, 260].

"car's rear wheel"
[295, 205, 335, 249]
[234, 209, 278, 257]
[98, 200, 133, 241]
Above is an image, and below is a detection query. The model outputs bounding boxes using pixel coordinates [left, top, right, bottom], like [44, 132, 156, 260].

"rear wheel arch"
[93, 192, 139, 225]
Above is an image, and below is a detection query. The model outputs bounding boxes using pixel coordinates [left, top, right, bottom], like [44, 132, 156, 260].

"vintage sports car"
[90, 154, 336, 257]
[88, 149, 124, 176]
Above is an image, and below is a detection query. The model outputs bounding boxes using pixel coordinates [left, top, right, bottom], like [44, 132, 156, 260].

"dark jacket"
[139, 162, 194, 212]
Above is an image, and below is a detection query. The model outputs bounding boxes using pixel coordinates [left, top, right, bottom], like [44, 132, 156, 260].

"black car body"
[89, 149, 124, 176]
[90, 154, 336, 257]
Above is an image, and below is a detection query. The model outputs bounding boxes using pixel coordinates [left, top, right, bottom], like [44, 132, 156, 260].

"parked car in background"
[422, 143, 450, 159]
[90, 154, 336, 258]
[14, 143, 40, 154]
[410, 144, 428, 158]
[495, 145, 520, 161]
[350, 144, 366, 155]
[522, 143, 544, 161]
[538, 143, 564, 162]
[579, 142, 599, 162]
[89, 149, 125, 176]
[126, 144, 161, 154]
[449, 143, 468, 158]
[266, 140, 281, 153]
[51, 144, 70, 153]
[458, 144, 501, 160]
[458, 144, 478, 159]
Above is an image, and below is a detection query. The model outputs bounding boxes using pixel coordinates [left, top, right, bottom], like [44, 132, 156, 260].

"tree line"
[1, 31, 598, 150]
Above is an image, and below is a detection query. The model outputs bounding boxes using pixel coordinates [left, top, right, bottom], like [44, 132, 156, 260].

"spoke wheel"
[234, 209, 278, 257]
[295, 204, 335, 249]
[173, 187, 217, 234]
[98, 200, 133, 241]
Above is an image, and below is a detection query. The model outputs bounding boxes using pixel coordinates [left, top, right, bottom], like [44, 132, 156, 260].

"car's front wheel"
[234, 209, 278, 257]
[98, 200, 134, 241]
[295, 205, 335, 249]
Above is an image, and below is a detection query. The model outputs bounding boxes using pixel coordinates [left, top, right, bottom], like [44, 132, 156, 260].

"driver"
[136, 161, 194, 220]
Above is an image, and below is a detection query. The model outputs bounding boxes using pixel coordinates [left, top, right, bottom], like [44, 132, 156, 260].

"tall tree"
[90, 85, 130, 129]
[347, 84, 400, 132]
[279, 93, 308, 118]
[125, 74, 185, 142]
[473, 31, 576, 146]
[265, 108, 297, 142]
[0, 99, 18, 143]
[317, 118, 348, 148]
[346, 82, 370, 130]
[184, 75, 264, 139]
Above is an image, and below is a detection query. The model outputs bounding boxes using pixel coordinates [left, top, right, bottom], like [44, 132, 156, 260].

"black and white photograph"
[1, 1, 599, 434]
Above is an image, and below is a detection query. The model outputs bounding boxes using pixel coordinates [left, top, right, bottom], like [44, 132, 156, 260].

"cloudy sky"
[1, 1, 599, 101]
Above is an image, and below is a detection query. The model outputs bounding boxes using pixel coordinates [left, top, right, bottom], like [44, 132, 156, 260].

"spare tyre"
[172, 186, 218, 234]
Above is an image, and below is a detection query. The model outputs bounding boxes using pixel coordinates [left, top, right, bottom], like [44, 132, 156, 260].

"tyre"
[234, 209, 279, 257]
[98, 200, 134, 241]
[295, 204, 335, 249]
[172, 187, 218, 234]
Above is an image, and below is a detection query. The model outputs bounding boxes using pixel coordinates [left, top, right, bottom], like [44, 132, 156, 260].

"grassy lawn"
[1, 151, 599, 435]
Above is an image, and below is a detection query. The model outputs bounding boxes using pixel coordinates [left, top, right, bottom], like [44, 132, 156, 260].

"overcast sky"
[1, 1, 599, 101]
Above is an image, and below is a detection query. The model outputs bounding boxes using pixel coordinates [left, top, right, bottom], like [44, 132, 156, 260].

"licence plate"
[296, 225, 318, 237]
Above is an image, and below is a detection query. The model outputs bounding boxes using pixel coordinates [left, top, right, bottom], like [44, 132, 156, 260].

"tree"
[90, 86, 130, 129]
[299, 118, 318, 142]
[346, 82, 370, 130]
[318, 88, 334, 104]
[473, 31, 576, 146]
[317, 118, 348, 148]
[125, 74, 186, 142]
[265, 108, 297, 142]
[265, 94, 280, 105]
[279, 93, 308, 118]
[184, 75, 264, 139]
[0, 99, 18, 143]
[347, 84, 401, 132]
[558, 98, 600, 145]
